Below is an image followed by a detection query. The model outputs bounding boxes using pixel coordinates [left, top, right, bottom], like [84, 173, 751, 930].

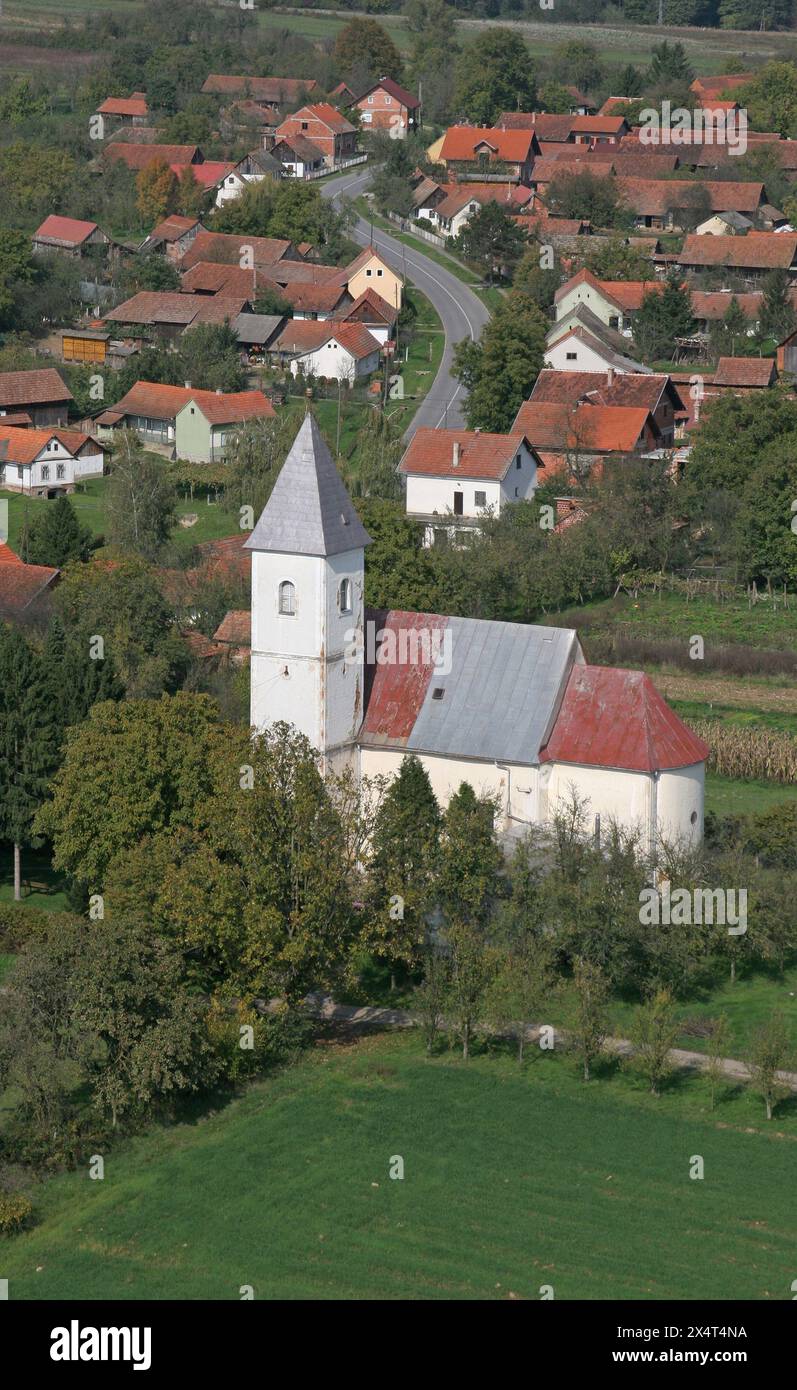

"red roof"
[570, 115, 628, 135]
[180, 261, 255, 296]
[529, 369, 681, 414]
[513, 401, 654, 453]
[104, 143, 201, 170]
[148, 214, 203, 242]
[98, 95, 148, 118]
[278, 102, 356, 136]
[679, 232, 797, 271]
[355, 77, 420, 111]
[34, 214, 99, 246]
[0, 368, 73, 408]
[0, 552, 59, 616]
[201, 75, 318, 102]
[540, 664, 709, 772]
[440, 125, 537, 164]
[360, 610, 449, 742]
[110, 381, 274, 424]
[213, 609, 251, 645]
[171, 161, 234, 188]
[554, 267, 664, 312]
[181, 230, 293, 269]
[498, 112, 574, 141]
[273, 320, 380, 360]
[338, 287, 398, 325]
[400, 429, 532, 481]
[712, 356, 777, 387]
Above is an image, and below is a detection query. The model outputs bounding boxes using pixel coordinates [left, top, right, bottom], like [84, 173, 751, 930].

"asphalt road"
[322, 167, 489, 436]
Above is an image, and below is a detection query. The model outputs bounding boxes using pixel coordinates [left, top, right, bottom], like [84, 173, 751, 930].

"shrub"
[0, 1193, 33, 1236]
[0, 903, 52, 953]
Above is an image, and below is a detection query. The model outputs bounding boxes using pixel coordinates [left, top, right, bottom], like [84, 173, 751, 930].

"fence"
[304, 153, 368, 182]
[386, 210, 448, 249]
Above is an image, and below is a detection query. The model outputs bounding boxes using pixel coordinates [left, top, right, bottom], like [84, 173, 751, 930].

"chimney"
[184, 380, 191, 389]
[452, 440, 460, 468]
[216, 388, 223, 395]
[606, 368, 614, 389]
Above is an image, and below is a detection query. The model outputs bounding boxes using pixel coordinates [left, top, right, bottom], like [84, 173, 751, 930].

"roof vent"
[432, 687, 445, 700]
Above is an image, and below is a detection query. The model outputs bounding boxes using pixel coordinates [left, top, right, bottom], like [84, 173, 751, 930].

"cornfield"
[690, 720, 797, 784]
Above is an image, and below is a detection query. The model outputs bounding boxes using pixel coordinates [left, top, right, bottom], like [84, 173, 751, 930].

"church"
[241, 415, 709, 852]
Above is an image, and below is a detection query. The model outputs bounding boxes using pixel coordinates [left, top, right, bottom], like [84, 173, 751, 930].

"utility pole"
[336, 376, 342, 457]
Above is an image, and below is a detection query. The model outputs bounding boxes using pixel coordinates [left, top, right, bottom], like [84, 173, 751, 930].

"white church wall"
[543, 761, 653, 845]
[657, 763, 704, 850]
[360, 747, 536, 825]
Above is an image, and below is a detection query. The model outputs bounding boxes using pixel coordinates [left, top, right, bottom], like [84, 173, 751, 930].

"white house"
[399, 428, 540, 544]
[238, 415, 708, 852]
[273, 321, 381, 383]
[0, 426, 107, 495]
[545, 318, 651, 375]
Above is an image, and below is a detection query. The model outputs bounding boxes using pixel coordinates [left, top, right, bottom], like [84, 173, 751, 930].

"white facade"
[545, 332, 634, 374]
[556, 283, 628, 331]
[1, 438, 105, 493]
[404, 442, 538, 524]
[290, 337, 380, 382]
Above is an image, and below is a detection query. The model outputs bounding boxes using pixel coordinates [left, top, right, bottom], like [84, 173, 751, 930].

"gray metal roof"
[233, 312, 284, 344]
[244, 413, 372, 558]
[404, 618, 579, 765]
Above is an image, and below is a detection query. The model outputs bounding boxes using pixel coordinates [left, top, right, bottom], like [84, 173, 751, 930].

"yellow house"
[344, 248, 403, 310]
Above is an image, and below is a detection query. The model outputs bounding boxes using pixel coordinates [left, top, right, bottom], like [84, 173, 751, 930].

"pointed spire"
[244, 414, 372, 558]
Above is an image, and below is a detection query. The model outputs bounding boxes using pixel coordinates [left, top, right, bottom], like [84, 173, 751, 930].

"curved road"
[322, 167, 489, 437]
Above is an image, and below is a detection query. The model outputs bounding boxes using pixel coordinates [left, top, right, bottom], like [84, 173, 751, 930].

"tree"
[747, 1011, 792, 1120]
[453, 28, 536, 126]
[551, 41, 603, 95]
[705, 1013, 731, 1110]
[733, 61, 797, 137]
[365, 755, 441, 979]
[254, 284, 292, 318]
[453, 289, 548, 432]
[223, 412, 304, 523]
[735, 430, 797, 585]
[626, 988, 679, 1096]
[106, 430, 177, 560]
[39, 613, 122, 750]
[123, 255, 181, 294]
[438, 782, 502, 930]
[538, 81, 573, 116]
[179, 321, 246, 393]
[708, 296, 749, 359]
[647, 42, 693, 86]
[633, 276, 696, 361]
[454, 202, 527, 282]
[136, 158, 179, 223]
[512, 243, 562, 309]
[333, 17, 404, 84]
[71, 918, 212, 1128]
[176, 164, 205, 219]
[413, 948, 451, 1056]
[20, 495, 94, 568]
[351, 407, 404, 502]
[569, 958, 610, 1082]
[584, 237, 650, 281]
[444, 923, 496, 1061]
[546, 170, 628, 229]
[0, 627, 58, 900]
[486, 937, 556, 1064]
[405, 0, 458, 124]
[760, 267, 797, 341]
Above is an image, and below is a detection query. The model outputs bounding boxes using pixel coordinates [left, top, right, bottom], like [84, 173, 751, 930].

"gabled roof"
[244, 414, 372, 558]
[0, 368, 73, 408]
[498, 112, 573, 141]
[530, 369, 682, 414]
[279, 102, 356, 135]
[679, 232, 797, 270]
[354, 77, 420, 110]
[146, 214, 203, 243]
[201, 75, 318, 102]
[540, 664, 709, 772]
[98, 95, 148, 118]
[554, 267, 664, 312]
[34, 214, 100, 246]
[337, 288, 398, 326]
[547, 304, 647, 361]
[270, 279, 349, 314]
[105, 291, 248, 327]
[690, 290, 765, 321]
[690, 74, 754, 97]
[439, 125, 538, 163]
[546, 324, 651, 375]
[513, 401, 655, 452]
[712, 356, 777, 387]
[214, 610, 252, 645]
[616, 177, 764, 217]
[232, 313, 285, 345]
[569, 115, 628, 135]
[181, 230, 294, 269]
[399, 428, 534, 481]
[273, 320, 380, 359]
[108, 381, 275, 425]
[0, 549, 59, 616]
[338, 247, 396, 282]
[360, 609, 580, 765]
[180, 261, 255, 296]
[103, 143, 201, 170]
[174, 161, 235, 188]
[272, 134, 325, 163]
[266, 261, 340, 286]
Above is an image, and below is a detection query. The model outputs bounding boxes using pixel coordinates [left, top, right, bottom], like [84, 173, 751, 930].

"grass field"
[1, 1030, 796, 1300]
[563, 591, 797, 654]
[0, 852, 67, 912]
[704, 774, 797, 818]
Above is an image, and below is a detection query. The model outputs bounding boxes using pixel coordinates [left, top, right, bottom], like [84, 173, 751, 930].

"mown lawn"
[0, 853, 67, 912]
[705, 774, 797, 818]
[2, 1031, 796, 1301]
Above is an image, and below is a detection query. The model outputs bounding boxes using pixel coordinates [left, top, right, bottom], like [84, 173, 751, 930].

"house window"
[514, 487, 519, 497]
[17, 466, 23, 480]
[516, 455, 521, 469]
[301, 121, 308, 130]
[432, 687, 445, 700]
[474, 490, 486, 507]
[338, 577, 352, 614]
[41, 464, 50, 480]
[566, 352, 577, 360]
[278, 580, 296, 616]
[368, 95, 374, 104]
[57, 463, 66, 480]
[609, 316, 619, 329]
[377, 268, 383, 277]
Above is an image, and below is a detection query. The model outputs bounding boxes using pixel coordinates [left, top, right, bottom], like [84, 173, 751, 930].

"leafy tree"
[0, 627, 58, 901]
[358, 498, 440, 613]
[365, 755, 441, 978]
[760, 267, 797, 341]
[453, 28, 536, 125]
[223, 411, 304, 522]
[512, 243, 562, 309]
[254, 284, 292, 318]
[122, 255, 181, 294]
[176, 164, 205, 219]
[735, 429, 797, 585]
[569, 957, 610, 1082]
[350, 408, 404, 501]
[546, 170, 628, 229]
[633, 275, 696, 361]
[736, 61, 797, 138]
[453, 288, 548, 432]
[538, 81, 574, 115]
[438, 782, 502, 930]
[705, 1013, 731, 1110]
[551, 41, 603, 94]
[405, 0, 458, 124]
[136, 158, 179, 223]
[486, 937, 556, 1064]
[179, 321, 246, 393]
[746, 1010, 792, 1120]
[454, 201, 527, 282]
[707, 296, 749, 359]
[20, 495, 94, 568]
[443, 923, 496, 1061]
[333, 17, 404, 84]
[106, 429, 177, 560]
[626, 988, 679, 1095]
[212, 178, 355, 263]
[40, 614, 122, 748]
[584, 237, 650, 281]
[412, 948, 451, 1055]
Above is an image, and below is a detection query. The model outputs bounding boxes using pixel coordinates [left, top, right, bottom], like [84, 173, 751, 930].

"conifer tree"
[0, 626, 59, 899]
[365, 754, 441, 980]
[20, 494, 93, 568]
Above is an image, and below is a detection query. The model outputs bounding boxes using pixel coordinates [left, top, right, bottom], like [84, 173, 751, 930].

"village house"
[569, 114, 629, 145]
[201, 75, 318, 110]
[271, 321, 381, 382]
[615, 178, 765, 232]
[0, 426, 108, 495]
[695, 210, 754, 237]
[270, 135, 326, 179]
[275, 103, 358, 168]
[690, 73, 754, 102]
[94, 381, 275, 460]
[340, 247, 403, 310]
[219, 99, 281, 144]
[513, 397, 662, 479]
[528, 370, 685, 447]
[689, 289, 775, 336]
[545, 316, 651, 375]
[348, 77, 421, 137]
[678, 232, 797, 284]
[554, 269, 664, 334]
[103, 292, 250, 346]
[336, 289, 398, 346]
[139, 215, 206, 263]
[32, 215, 111, 259]
[230, 414, 707, 851]
[0, 543, 60, 619]
[180, 230, 300, 271]
[94, 91, 149, 129]
[0, 369, 73, 427]
[102, 143, 204, 172]
[412, 181, 533, 237]
[399, 428, 540, 544]
[710, 357, 778, 392]
[435, 125, 539, 184]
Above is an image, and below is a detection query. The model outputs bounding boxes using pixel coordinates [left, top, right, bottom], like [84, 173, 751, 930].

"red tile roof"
[354, 77, 420, 110]
[554, 267, 664, 312]
[498, 112, 573, 141]
[109, 381, 275, 424]
[513, 401, 654, 452]
[400, 428, 533, 480]
[616, 177, 763, 217]
[0, 426, 100, 464]
[201, 75, 318, 102]
[529, 369, 681, 414]
[570, 115, 628, 135]
[712, 356, 777, 387]
[180, 261, 255, 296]
[690, 74, 754, 97]
[148, 214, 203, 242]
[359, 609, 450, 743]
[273, 320, 380, 359]
[34, 214, 99, 246]
[213, 609, 251, 644]
[0, 368, 73, 408]
[540, 664, 709, 772]
[98, 95, 148, 118]
[181, 230, 293, 269]
[338, 288, 398, 325]
[679, 232, 797, 270]
[440, 125, 537, 164]
[106, 291, 248, 327]
[279, 102, 356, 135]
[103, 143, 201, 170]
[173, 161, 234, 188]
[0, 552, 59, 616]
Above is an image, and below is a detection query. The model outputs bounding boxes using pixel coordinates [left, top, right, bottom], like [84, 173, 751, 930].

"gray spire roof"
[244, 413, 372, 557]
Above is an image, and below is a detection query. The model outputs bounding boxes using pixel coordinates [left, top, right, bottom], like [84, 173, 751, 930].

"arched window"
[278, 580, 295, 616]
[338, 578, 352, 614]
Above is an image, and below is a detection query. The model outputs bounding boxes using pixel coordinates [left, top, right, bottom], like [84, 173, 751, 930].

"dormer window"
[338, 578, 352, 614]
[278, 580, 296, 616]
